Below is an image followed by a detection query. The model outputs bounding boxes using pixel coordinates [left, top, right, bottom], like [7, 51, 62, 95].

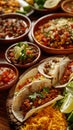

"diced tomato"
[0, 67, 16, 86]
[64, 32, 70, 37]
[26, 50, 32, 55]
[71, 8, 73, 13]
[42, 37, 48, 42]
[3, 77, 10, 83]
[71, 24, 73, 28]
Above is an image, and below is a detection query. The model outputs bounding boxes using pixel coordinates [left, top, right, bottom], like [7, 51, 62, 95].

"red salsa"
[0, 67, 16, 86]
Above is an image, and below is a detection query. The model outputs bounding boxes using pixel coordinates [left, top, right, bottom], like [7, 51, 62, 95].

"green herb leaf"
[43, 87, 50, 93]
[29, 92, 37, 101]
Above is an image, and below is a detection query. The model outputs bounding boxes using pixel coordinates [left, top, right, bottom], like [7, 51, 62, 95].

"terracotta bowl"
[5, 41, 41, 68]
[0, 13, 31, 44]
[61, 0, 73, 14]
[32, 13, 73, 54]
[0, 63, 19, 91]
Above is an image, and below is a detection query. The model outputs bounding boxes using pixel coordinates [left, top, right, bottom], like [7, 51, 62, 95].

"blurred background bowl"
[0, 0, 34, 16]
[0, 13, 31, 44]
[24, 0, 62, 14]
[5, 41, 41, 68]
[61, 0, 73, 14]
[0, 63, 19, 91]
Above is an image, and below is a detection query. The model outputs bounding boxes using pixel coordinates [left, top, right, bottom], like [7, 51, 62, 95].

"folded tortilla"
[38, 56, 70, 85]
[14, 67, 48, 95]
[12, 80, 62, 122]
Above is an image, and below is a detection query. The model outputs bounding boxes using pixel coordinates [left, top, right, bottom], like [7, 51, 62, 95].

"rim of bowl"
[0, 13, 31, 42]
[32, 13, 73, 54]
[0, 63, 19, 90]
[5, 41, 41, 68]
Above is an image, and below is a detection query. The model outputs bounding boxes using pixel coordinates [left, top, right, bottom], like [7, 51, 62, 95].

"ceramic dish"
[32, 13, 73, 54]
[0, 13, 31, 44]
[5, 41, 41, 68]
[61, 0, 73, 14]
[0, 63, 19, 91]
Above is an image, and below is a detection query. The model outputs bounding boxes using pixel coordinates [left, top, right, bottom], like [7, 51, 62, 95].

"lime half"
[60, 93, 73, 113]
[44, 0, 61, 8]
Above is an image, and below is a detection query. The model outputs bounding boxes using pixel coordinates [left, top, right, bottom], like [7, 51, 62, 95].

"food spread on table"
[1, 1, 73, 130]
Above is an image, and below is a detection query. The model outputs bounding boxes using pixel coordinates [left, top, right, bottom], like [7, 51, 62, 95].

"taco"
[38, 56, 70, 85]
[14, 67, 48, 95]
[12, 80, 62, 122]
[55, 60, 73, 88]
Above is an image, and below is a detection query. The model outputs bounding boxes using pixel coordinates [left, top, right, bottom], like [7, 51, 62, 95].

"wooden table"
[0, 7, 63, 130]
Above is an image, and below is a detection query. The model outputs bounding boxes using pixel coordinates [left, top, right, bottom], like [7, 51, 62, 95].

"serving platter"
[6, 54, 73, 130]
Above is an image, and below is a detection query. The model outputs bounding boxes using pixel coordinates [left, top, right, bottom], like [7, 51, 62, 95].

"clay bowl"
[5, 41, 41, 68]
[61, 0, 73, 15]
[0, 13, 31, 44]
[32, 13, 73, 54]
[0, 63, 19, 91]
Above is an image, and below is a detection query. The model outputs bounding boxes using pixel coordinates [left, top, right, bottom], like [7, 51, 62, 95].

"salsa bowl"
[0, 63, 19, 91]
[5, 41, 41, 68]
[0, 13, 31, 44]
[32, 13, 73, 54]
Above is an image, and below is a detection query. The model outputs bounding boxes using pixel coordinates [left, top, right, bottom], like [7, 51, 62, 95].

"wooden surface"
[0, 6, 63, 130]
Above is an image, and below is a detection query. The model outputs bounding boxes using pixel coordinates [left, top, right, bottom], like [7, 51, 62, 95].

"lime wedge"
[60, 93, 73, 113]
[68, 111, 73, 122]
[44, 0, 61, 8]
[66, 81, 73, 94]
